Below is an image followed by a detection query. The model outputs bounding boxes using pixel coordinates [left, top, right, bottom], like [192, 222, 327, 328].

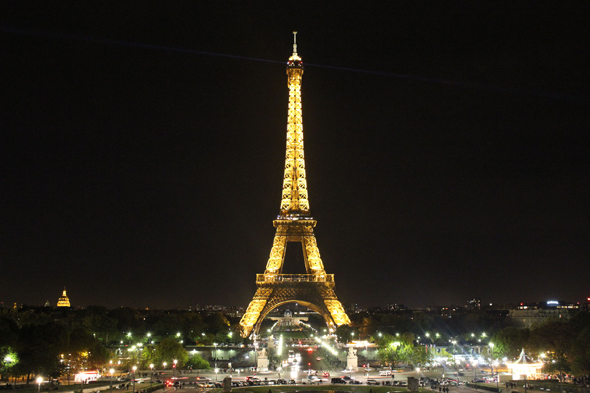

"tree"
[15, 322, 65, 382]
[335, 325, 353, 344]
[186, 353, 210, 370]
[0, 348, 18, 380]
[376, 333, 417, 367]
[139, 345, 157, 369]
[491, 326, 529, 359]
[155, 338, 188, 368]
[542, 350, 570, 379]
[410, 345, 430, 367]
[569, 327, 590, 376]
[87, 340, 109, 368]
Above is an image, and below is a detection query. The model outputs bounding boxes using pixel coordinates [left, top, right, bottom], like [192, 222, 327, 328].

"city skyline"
[1, 3, 588, 309]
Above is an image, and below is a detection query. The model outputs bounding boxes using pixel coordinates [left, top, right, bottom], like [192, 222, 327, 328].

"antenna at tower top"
[292, 31, 298, 54]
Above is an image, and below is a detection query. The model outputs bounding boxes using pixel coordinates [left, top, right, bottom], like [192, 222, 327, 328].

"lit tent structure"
[507, 349, 543, 380]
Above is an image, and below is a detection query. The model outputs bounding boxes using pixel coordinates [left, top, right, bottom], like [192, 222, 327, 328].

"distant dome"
[57, 288, 70, 307]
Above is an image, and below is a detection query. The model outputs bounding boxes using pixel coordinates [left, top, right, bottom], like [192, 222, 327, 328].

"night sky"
[1, 2, 589, 310]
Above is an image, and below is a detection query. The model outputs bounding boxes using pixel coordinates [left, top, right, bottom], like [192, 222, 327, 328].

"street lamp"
[214, 343, 218, 370]
[132, 366, 137, 393]
[489, 343, 495, 387]
[149, 364, 154, 389]
[109, 368, 115, 393]
[473, 359, 478, 390]
[494, 361, 499, 391]
[36, 377, 42, 393]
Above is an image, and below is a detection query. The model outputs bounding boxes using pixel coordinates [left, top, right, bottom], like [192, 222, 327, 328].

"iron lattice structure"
[239, 33, 351, 338]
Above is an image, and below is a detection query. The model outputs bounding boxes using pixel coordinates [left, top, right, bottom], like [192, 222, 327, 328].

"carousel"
[507, 348, 544, 380]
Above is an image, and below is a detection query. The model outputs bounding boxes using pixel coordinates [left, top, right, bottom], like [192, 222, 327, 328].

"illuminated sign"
[547, 301, 559, 305]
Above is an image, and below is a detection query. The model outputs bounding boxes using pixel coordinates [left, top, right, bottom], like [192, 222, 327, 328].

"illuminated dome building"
[57, 288, 71, 307]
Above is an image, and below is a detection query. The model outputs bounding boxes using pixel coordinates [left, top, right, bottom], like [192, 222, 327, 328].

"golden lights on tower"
[239, 33, 351, 338]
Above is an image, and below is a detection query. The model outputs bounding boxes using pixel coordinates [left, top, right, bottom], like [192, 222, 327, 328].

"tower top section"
[288, 31, 302, 66]
[280, 32, 308, 217]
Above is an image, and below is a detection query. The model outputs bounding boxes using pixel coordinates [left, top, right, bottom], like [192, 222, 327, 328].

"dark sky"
[1, 2, 589, 310]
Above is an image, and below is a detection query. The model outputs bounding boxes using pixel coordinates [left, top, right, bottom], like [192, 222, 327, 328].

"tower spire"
[282, 32, 307, 216]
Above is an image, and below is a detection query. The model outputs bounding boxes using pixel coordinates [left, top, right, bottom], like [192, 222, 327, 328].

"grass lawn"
[231, 385, 429, 393]
[276, 331, 309, 340]
[14, 382, 162, 393]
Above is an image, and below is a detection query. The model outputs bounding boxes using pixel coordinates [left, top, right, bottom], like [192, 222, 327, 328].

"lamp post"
[109, 368, 114, 393]
[489, 343, 496, 390]
[162, 362, 167, 392]
[149, 364, 154, 390]
[254, 342, 258, 372]
[452, 340, 457, 369]
[132, 366, 137, 393]
[213, 343, 218, 371]
[36, 377, 43, 393]
[494, 361, 499, 391]
[473, 359, 478, 390]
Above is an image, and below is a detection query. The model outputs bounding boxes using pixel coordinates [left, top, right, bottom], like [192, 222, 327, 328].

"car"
[379, 370, 392, 376]
[276, 379, 287, 385]
[316, 357, 322, 361]
[342, 376, 352, 381]
[366, 379, 380, 385]
[331, 378, 346, 384]
[288, 380, 296, 385]
[349, 379, 362, 385]
[322, 372, 330, 378]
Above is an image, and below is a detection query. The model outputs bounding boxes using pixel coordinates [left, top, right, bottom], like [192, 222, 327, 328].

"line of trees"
[372, 332, 451, 368]
[0, 306, 238, 384]
[490, 313, 590, 377]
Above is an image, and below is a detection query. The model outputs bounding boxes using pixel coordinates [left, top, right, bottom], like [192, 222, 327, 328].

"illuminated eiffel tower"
[239, 32, 351, 338]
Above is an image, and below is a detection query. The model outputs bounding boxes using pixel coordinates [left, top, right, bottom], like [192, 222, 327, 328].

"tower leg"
[239, 288, 272, 338]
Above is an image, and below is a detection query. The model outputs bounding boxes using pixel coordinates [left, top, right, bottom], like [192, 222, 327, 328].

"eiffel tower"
[239, 32, 351, 338]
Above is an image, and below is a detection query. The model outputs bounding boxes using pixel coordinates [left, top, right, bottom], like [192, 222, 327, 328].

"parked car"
[331, 378, 346, 384]
[366, 379, 380, 385]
